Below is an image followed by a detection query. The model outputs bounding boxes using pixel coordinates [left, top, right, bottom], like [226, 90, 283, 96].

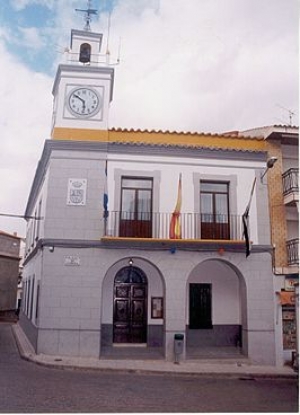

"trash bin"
[174, 333, 184, 363]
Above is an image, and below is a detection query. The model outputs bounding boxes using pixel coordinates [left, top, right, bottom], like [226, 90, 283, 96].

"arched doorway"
[186, 258, 247, 358]
[113, 265, 148, 344]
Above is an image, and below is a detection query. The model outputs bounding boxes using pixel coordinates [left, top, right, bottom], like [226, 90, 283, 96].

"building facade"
[20, 22, 280, 365]
[0, 230, 21, 320]
[242, 126, 299, 365]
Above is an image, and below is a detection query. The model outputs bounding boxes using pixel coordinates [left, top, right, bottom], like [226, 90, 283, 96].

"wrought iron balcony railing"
[282, 168, 299, 196]
[286, 238, 299, 266]
[104, 212, 244, 241]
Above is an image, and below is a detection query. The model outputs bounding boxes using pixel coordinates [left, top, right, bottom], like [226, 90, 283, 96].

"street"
[0, 323, 298, 413]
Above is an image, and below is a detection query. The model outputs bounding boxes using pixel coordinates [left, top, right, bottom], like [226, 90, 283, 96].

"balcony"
[282, 168, 299, 206]
[286, 238, 299, 266]
[104, 212, 244, 241]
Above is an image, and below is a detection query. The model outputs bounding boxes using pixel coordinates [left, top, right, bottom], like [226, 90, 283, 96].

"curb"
[11, 324, 298, 380]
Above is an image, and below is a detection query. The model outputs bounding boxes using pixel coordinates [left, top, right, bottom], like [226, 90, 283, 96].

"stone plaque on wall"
[67, 179, 87, 206]
[64, 256, 80, 266]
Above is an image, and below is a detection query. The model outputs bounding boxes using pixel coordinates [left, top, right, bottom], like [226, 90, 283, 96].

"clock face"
[68, 87, 101, 117]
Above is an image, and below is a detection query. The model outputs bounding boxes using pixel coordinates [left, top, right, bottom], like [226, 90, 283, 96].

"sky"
[0, 0, 298, 238]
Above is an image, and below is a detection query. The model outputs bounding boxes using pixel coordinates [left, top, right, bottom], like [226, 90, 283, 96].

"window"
[35, 200, 42, 241]
[30, 277, 35, 320]
[200, 181, 230, 239]
[120, 177, 153, 237]
[35, 282, 40, 320]
[115, 266, 147, 284]
[189, 283, 212, 329]
[26, 279, 30, 316]
[79, 43, 91, 63]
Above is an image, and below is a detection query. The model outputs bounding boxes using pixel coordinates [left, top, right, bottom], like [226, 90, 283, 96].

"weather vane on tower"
[75, 0, 98, 32]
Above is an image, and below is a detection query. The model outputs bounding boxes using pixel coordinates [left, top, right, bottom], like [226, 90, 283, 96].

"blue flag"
[103, 160, 108, 219]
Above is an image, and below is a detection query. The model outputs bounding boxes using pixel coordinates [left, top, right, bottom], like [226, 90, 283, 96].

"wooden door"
[200, 182, 230, 240]
[113, 283, 147, 343]
[119, 179, 153, 238]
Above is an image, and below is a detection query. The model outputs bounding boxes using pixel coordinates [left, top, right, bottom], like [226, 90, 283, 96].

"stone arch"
[186, 257, 247, 354]
[101, 256, 166, 350]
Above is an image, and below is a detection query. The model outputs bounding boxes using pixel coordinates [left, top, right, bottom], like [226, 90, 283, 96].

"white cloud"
[0, 40, 52, 236]
[93, 0, 298, 132]
[10, 0, 55, 11]
[18, 26, 46, 50]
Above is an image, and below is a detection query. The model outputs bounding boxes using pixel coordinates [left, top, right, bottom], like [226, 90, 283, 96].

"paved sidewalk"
[12, 323, 298, 379]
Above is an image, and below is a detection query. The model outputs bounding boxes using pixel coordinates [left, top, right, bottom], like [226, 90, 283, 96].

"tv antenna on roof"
[75, 0, 98, 32]
[276, 104, 296, 126]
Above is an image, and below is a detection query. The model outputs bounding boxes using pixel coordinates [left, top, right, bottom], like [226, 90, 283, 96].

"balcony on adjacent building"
[286, 238, 299, 266]
[282, 168, 299, 206]
[104, 212, 244, 241]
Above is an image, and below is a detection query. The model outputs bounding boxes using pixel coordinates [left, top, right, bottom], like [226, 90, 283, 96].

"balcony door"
[120, 177, 153, 238]
[200, 181, 230, 240]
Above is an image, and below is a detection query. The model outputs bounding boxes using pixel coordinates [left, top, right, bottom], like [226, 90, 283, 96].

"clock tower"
[51, 5, 114, 142]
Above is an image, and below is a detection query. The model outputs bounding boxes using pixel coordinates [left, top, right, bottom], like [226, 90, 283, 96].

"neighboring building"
[0, 230, 21, 320]
[241, 126, 299, 365]
[19, 20, 279, 365]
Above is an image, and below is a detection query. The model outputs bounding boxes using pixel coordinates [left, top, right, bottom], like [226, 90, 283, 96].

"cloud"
[10, 0, 55, 11]
[0, 40, 52, 236]
[92, 0, 299, 132]
[18, 26, 46, 50]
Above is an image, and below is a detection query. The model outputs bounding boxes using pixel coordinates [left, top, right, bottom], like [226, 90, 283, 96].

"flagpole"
[103, 160, 109, 235]
[242, 176, 257, 257]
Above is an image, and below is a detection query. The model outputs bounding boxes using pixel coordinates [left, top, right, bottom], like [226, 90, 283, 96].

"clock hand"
[74, 94, 85, 104]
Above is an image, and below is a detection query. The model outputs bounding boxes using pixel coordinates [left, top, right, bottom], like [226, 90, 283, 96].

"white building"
[20, 21, 279, 365]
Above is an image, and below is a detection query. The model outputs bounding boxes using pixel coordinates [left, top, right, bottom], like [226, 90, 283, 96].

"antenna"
[75, 0, 98, 32]
[276, 104, 296, 126]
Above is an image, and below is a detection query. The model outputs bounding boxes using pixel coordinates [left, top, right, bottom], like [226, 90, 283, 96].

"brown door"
[113, 283, 147, 343]
[200, 182, 230, 240]
[189, 283, 212, 329]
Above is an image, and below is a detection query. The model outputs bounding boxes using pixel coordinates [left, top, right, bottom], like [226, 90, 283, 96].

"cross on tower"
[75, 0, 98, 32]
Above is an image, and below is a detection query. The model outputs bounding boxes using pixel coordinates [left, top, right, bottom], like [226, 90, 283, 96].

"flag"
[169, 173, 182, 239]
[103, 160, 108, 219]
[242, 177, 256, 257]
[242, 211, 250, 257]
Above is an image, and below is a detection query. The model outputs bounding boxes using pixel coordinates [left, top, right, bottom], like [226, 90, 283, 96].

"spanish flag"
[169, 173, 182, 239]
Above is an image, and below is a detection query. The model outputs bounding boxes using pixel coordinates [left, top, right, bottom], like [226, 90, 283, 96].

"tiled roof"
[107, 127, 266, 152]
[109, 140, 264, 153]
[239, 124, 299, 139]
[109, 127, 262, 140]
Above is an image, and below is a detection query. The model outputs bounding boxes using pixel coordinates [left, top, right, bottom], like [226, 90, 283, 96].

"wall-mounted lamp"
[260, 157, 278, 183]
[48, 246, 54, 253]
[128, 258, 133, 266]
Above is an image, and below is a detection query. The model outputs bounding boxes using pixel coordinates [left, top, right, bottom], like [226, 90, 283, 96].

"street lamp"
[260, 157, 278, 182]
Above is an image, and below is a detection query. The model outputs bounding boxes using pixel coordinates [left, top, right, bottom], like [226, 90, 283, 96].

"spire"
[75, 0, 98, 32]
